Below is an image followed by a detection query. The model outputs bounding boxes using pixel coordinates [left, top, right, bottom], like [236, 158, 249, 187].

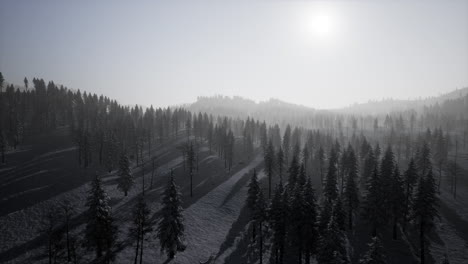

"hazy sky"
[1, 0, 467, 109]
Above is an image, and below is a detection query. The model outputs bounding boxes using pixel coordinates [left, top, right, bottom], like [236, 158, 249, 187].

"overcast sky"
[1, 0, 467, 109]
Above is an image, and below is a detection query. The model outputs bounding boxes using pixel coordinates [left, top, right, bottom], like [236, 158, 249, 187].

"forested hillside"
[1, 73, 468, 264]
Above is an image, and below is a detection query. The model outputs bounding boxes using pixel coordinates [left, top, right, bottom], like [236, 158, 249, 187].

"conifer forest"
[1, 1, 467, 264]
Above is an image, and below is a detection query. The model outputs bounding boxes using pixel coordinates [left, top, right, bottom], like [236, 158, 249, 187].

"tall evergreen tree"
[303, 178, 318, 264]
[187, 141, 196, 197]
[359, 236, 387, 264]
[247, 169, 260, 241]
[343, 147, 360, 230]
[85, 175, 118, 263]
[264, 139, 276, 198]
[324, 147, 339, 201]
[288, 155, 300, 190]
[317, 214, 349, 264]
[269, 182, 287, 264]
[362, 168, 385, 236]
[157, 175, 185, 259]
[390, 166, 405, 239]
[411, 170, 438, 264]
[277, 147, 285, 182]
[130, 193, 152, 264]
[403, 159, 418, 230]
[254, 189, 267, 264]
[117, 152, 134, 196]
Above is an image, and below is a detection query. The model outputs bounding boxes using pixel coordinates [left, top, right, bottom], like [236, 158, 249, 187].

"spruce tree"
[157, 175, 185, 259]
[411, 169, 438, 264]
[317, 214, 349, 264]
[362, 148, 376, 189]
[324, 147, 339, 201]
[187, 141, 196, 197]
[277, 147, 285, 182]
[130, 193, 152, 264]
[85, 175, 118, 262]
[254, 189, 267, 264]
[318, 199, 333, 235]
[343, 147, 359, 230]
[117, 152, 134, 196]
[362, 168, 385, 236]
[303, 178, 318, 264]
[359, 236, 387, 264]
[390, 166, 405, 239]
[269, 182, 287, 264]
[247, 169, 260, 241]
[288, 155, 300, 190]
[403, 159, 418, 230]
[264, 139, 275, 198]
[333, 196, 346, 232]
[288, 184, 307, 264]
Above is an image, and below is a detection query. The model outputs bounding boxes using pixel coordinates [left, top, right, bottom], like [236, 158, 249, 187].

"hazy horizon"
[1, 0, 467, 109]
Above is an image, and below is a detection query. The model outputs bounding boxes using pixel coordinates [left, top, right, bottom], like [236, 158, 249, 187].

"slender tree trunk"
[66, 219, 71, 262]
[139, 231, 144, 264]
[134, 232, 140, 264]
[190, 171, 193, 197]
[393, 215, 398, 240]
[259, 222, 263, 264]
[348, 209, 353, 230]
[420, 220, 425, 264]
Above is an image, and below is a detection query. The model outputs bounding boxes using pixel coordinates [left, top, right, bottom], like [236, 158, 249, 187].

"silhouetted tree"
[117, 152, 134, 196]
[157, 174, 185, 259]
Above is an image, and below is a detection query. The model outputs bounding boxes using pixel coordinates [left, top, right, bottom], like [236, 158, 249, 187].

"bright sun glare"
[310, 13, 334, 37]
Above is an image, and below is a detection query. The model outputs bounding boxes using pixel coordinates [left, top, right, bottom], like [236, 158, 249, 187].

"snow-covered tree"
[157, 175, 185, 259]
[317, 214, 349, 264]
[85, 175, 118, 262]
[117, 152, 134, 196]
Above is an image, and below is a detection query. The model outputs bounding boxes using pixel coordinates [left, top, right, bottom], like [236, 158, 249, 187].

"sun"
[310, 13, 334, 37]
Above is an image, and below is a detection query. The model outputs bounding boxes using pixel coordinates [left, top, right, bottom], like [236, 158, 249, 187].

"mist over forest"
[1, 1, 468, 264]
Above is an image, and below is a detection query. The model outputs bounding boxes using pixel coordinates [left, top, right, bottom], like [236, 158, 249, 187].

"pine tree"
[288, 184, 308, 264]
[254, 189, 267, 264]
[324, 147, 339, 201]
[379, 146, 395, 222]
[333, 196, 346, 231]
[288, 154, 300, 190]
[277, 147, 285, 182]
[247, 169, 260, 241]
[362, 148, 376, 189]
[415, 141, 432, 178]
[403, 159, 418, 230]
[117, 152, 134, 196]
[303, 178, 318, 264]
[317, 214, 349, 264]
[359, 236, 387, 264]
[265, 139, 276, 198]
[362, 168, 385, 236]
[157, 175, 185, 259]
[390, 166, 405, 239]
[269, 182, 287, 264]
[343, 147, 359, 230]
[85, 175, 118, 262]
[187, 141, 196, 197]
[318, 199, 333, 235]
[412, 170, 438, 264]
[130, 193, 152, 264]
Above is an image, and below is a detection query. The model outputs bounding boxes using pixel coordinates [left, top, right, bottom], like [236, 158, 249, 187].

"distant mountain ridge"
[188, 87, 468, 118]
